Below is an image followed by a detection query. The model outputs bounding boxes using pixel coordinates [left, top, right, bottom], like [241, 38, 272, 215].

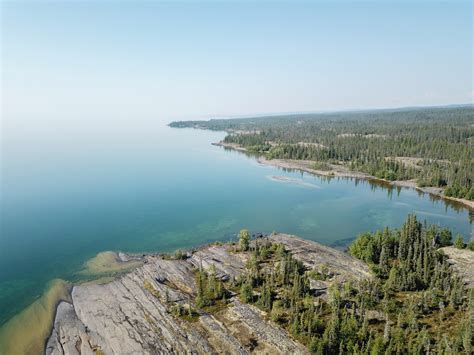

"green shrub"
[454, 235, 465, 249]
[467, 240, 474, 251]
[239, 229, 250, 251]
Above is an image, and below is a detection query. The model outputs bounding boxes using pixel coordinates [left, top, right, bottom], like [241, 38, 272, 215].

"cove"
[0, 123, 471, 330]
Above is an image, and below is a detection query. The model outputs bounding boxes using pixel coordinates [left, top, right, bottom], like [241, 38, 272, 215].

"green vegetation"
[92, 347, 105, 355]
[307, 265, 331, 281]
[454, 235, 466, 249]
[226, 216, 472, 354]
[195, 264, 227, 309]
[310, 161, 332, 171]
[162, 249, 188, 260]
[169, 303, 199, 322]
[171, 106, 474, 199]
[239, 229, 250, 251]
[143, 279, 160, 298]
[468, 240, 474, 251]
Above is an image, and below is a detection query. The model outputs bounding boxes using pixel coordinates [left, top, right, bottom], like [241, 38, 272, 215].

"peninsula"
[27, 216, 474, 354]
[170, 106, 474, 210]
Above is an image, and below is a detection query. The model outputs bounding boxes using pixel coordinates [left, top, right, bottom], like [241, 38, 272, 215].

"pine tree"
[239, 229, 250, 251]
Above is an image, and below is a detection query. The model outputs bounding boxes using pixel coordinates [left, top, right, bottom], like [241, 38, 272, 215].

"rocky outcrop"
[267, 234, 371, 281]
[440, 246, 474, 288]
[225, 300, 307, 354]
[46, 234, 370, 354]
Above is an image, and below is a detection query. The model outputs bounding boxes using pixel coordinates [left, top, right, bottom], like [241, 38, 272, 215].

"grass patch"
[143, 279, 160, 298]
[201, 299, 229, 314]
[162, 249, 188, 260]
[170, 304, 200, 322]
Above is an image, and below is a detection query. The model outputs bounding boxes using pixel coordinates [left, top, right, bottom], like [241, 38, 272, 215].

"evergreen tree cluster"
[229, 216, 472, 354]
[349, 215, 468, 296]
[195, 264, 227, 308]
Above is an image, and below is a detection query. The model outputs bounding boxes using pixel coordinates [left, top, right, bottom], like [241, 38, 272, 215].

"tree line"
[171, 106, 474, 200]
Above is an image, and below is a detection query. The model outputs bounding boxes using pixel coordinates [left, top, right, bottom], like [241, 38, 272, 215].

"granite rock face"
[268, 234, 371, 281]
[46, 234, 370, 354]
[440, 246, 474, 288]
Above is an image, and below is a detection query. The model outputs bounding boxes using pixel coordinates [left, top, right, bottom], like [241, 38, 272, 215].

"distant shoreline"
[213, 141, 474, 210]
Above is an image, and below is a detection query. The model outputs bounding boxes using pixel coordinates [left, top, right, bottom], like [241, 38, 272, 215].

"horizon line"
[171, 102, 474, 123]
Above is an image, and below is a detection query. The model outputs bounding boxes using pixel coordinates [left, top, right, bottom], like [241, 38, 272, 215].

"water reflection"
[222, 145, 472, 221]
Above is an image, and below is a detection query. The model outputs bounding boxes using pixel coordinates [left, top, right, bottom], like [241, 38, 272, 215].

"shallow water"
[0, 279, 71, 355]
[1, 123, 471, 330]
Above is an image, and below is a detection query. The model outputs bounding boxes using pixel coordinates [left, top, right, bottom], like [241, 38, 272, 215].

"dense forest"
[170, 106, 474, 200]
[189, 216, 473, 354]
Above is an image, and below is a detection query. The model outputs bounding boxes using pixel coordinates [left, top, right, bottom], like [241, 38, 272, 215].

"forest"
[190, 217, 472, 354]
[170, 106, 474, 200]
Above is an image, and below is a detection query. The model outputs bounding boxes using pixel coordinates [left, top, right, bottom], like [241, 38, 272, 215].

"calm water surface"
[0, 123, 472, 325]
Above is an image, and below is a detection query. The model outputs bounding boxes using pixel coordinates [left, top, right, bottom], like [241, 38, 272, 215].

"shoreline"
[2, 139, 471, 354]
[5, 220, 473, 353]
[39, 234, 474, 353]
[44, 233, 371, 354]
[213, 141, 474, 210]
[0, 252, 144, 355]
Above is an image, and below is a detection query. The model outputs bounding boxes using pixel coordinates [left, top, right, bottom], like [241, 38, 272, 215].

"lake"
[0, 122, 471, 327]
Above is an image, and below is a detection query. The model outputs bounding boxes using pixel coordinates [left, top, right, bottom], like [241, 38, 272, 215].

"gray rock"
[268, 233, 371, 281]
[226, 300, 309, 354]
[46, 235, 370, 354]
[440, 246, 474, 288]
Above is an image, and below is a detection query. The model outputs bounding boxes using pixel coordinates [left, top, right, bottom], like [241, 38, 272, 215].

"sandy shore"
[214, 141, 474, 210]
[258, 156, 370, 179]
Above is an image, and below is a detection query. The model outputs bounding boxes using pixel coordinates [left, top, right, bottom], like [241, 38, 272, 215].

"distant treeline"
[170, 106, 474, 200]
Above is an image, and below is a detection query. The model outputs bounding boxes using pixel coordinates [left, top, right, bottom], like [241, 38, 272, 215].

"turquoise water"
[0, 123, 471, 326]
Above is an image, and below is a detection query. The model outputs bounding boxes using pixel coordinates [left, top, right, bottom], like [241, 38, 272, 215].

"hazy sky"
[2, 0, 473, 127]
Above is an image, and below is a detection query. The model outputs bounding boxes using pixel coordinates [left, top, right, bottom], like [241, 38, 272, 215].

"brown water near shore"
[0, 279, 71, 355]
[0, 252, 143, 355]
[81, 251, 143, 275]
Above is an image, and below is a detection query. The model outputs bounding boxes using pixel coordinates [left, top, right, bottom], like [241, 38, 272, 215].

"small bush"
[170, 304, 199, 322]
[467, 240, 474, 251]
[240, 282, 253, 303]
[454, 235, 465, 249]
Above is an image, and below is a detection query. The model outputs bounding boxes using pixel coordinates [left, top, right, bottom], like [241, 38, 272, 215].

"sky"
[1, 0, 473, 131]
